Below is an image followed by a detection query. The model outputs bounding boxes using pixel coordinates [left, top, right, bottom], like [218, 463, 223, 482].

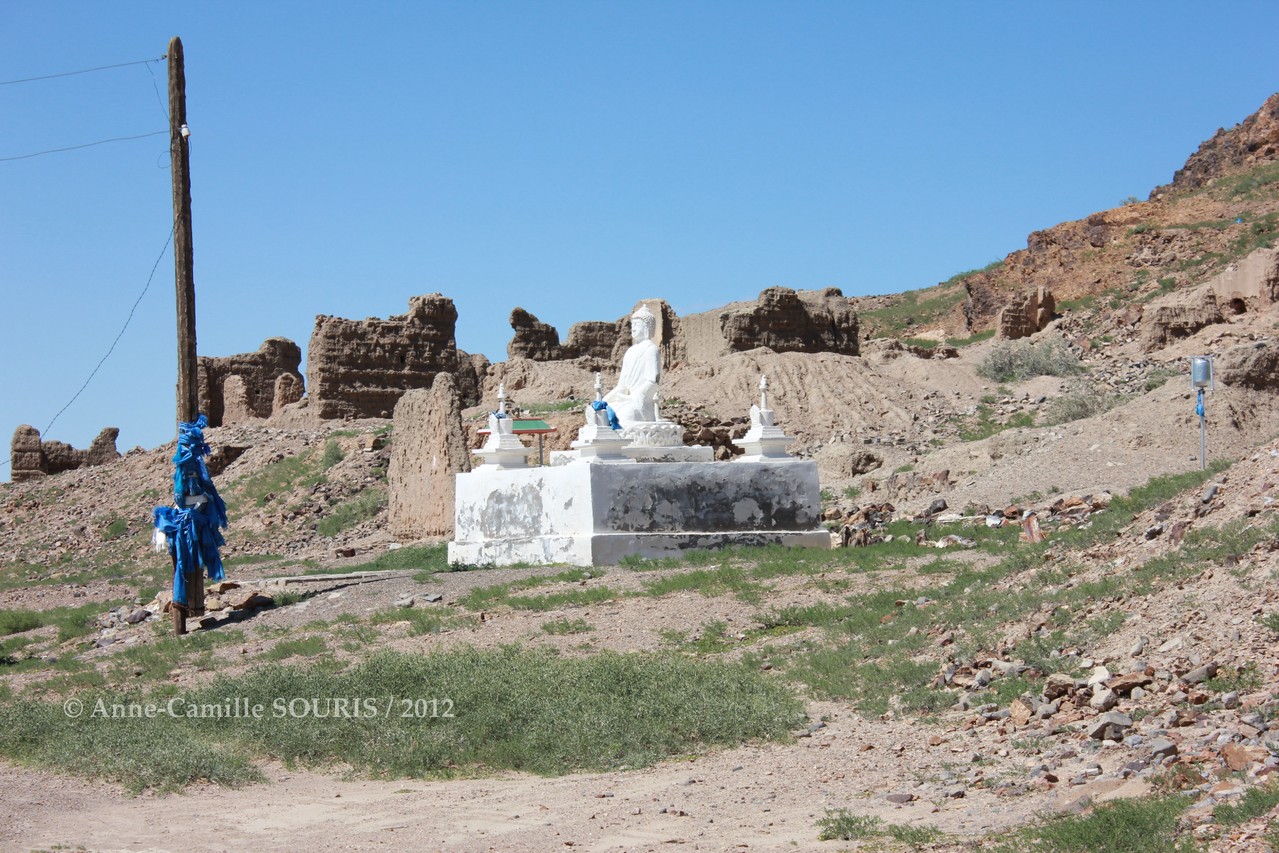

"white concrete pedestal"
[449, 459, 829, 567]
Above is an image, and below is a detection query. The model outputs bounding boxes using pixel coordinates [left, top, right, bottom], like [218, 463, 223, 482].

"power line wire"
[0, 56, 165, 86]
[40, 227, 174, 438]
[145, 61, 169, 123]
[0, 130, 166, 162]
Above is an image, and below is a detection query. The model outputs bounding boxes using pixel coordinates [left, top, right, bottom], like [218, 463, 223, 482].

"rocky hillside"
[857, 93, 1279, 342]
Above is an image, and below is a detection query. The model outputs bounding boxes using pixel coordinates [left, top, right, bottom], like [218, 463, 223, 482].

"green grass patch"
[459, 569, 596, 610]
[541, 617, 593, 635]
[945, 259, 1005, 284]
[0, 648, 802, 789]
[1214, 780, 1279, 827]
[959, 404, 1035, 442]
[231, 449, 327, 508]
[817, 809, 945, 845]
[371, 608, 474, 636]
[901, 336, 939, 349]
[503, 587, 619, 611]
[0, 601, 125, 643]
[108, 628, 246, 685]
[261, 636, 329, 661]
[859, 282, 968, 338]
[1041, 384, 1122, 425]
[346, 544, 452, 577]
[101, 516, 130, 540]
[641, 565, 763, 603]
[1205, 661, 1262, 694]
[1002, 792, 1193, 852]
[320, 439, 346, 468]
[946, 328, 996, 347]
[316, 487, 388, 537]
[1222, 162, 1279, 200]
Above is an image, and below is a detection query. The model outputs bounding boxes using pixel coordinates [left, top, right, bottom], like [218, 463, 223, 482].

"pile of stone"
[90, 582, 279, 649]
[825, 502, 897, 548]
[948, 492, 1114, 535]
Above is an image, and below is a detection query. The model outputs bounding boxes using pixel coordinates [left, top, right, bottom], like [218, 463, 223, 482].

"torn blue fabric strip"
[154, 414, 227, 607]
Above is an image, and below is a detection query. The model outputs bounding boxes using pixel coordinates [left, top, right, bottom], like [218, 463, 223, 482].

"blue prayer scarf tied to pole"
[153, 415, 227, 607]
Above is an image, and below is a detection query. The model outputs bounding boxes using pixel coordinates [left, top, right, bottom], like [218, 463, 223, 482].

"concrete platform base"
[449, 459, 829, 567]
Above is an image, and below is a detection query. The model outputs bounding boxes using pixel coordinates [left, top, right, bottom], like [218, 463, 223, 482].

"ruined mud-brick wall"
[197, 338, 305, 426]
[307, 294, 486, 419]
[388, 373, 471, 539]
[10, 425, 120, 481]
[997, 286, 1056, 340]
[681, 287, 859, 364]
[508, 290, 855, 372]
[507, 309, 665, 365]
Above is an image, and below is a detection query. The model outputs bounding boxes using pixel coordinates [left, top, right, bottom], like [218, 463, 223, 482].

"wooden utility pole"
[168, 36, 201, 634]
[169, 36, 197, 425]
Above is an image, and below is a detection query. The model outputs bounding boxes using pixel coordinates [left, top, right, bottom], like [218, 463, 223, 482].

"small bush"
[978, 340, 1082, 383]
[320, 439, 345, 469]
[1041, 384, 1120, 425]
[818, 810, 883, 841]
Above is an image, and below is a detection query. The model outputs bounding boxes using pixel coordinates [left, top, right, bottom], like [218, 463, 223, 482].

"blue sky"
[2, 0, 1276, 478]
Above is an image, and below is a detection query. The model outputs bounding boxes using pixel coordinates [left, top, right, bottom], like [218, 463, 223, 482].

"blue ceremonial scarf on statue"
[591, 400, 621, 430]
[153, 415, 227, 606]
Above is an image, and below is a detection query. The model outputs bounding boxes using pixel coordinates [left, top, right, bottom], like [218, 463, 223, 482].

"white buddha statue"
[603, 303, 661, 429]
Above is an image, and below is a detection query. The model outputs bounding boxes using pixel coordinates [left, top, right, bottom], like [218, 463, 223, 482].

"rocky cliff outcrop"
[307, 294, 485, 419]
[1140, 248, 1278, 351]
[896, 94, 1279, 339]
[10, 425, 121, 481]
[1158, 93, 1279, 194]
[1141, 292, 1225, 351]
[1218, 340, 1279, 392]
[197, 338, 305, 426]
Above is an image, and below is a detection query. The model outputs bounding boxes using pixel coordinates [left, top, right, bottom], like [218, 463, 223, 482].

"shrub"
[978, 340, 1082, 383]
[320, 439, 345, 469]
[1041, 383, 1120, 425]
